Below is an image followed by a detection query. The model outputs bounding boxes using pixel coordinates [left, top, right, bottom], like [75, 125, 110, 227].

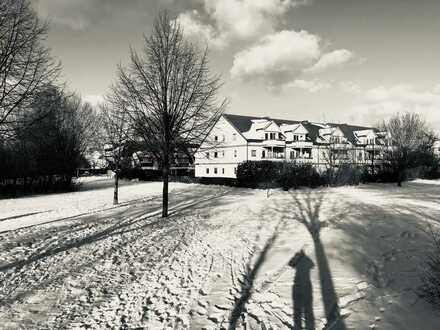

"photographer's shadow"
[289, 250, 315, 330]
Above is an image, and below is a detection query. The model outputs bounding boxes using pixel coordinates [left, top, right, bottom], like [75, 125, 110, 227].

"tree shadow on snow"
[288, 189, 348, 330]
[228, 220, 282, 329]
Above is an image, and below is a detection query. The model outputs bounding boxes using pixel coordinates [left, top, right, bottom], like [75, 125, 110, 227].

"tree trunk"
[113, 170, 119, 205]
[162, 163, 169, 217]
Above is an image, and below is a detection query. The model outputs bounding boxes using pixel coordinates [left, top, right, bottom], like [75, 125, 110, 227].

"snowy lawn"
[0, 176, 193, 233]
[1, 177, 440, 329]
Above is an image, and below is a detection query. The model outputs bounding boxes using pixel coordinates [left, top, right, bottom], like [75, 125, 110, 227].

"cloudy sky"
[34, 0, 440, 130]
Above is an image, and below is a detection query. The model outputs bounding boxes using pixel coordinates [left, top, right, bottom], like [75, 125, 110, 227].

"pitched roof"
[223, 113, 322, 142]
[326, 123, 376, 144]
[223, 113, 378, 144]
[223, 113, 298, 133]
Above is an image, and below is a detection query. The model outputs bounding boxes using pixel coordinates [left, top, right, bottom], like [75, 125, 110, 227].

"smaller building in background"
[433, 140, 440, 157]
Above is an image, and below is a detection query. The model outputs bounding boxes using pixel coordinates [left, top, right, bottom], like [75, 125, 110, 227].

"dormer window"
[293, 135, 299, 142]
[265, 133, 268, 140]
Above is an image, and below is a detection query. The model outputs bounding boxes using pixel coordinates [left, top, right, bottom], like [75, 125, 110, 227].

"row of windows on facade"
[206, 150, 233, 158]
[205, 148, 374, 160]
[206, 167, 237, 174]
[213, 133, 309, 142]
[214, 133, 237, 142]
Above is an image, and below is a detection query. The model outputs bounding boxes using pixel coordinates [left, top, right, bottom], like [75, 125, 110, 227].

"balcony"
[262, 139, 286, 147]
[263, 153, 285, 160]
[365, 144, 385, 151]
[329, 143, 349, 149]
[289, 140, 313, 148]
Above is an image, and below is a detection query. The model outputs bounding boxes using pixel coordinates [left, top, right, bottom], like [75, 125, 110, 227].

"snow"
[0, 176, 193, 233]
[1, 177, 440, 329]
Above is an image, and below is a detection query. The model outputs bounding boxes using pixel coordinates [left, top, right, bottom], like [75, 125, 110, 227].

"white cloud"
[343, 84, 440, 128]
[177, 0, 308, 48]
[230, 30, 320, 84]
[339, 81, 362, 95]
[305, 49, 354, 73]
[175, 10, 227, 48]
[280, 79, 332, 92]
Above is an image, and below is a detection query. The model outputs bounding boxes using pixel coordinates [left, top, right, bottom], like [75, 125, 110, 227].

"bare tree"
[381, 112, 431, 186]
[111, 11, 226, 217]
[0, 0, 60, 135]
[100, 98, 131, 205]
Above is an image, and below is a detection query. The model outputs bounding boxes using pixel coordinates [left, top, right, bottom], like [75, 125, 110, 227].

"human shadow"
[289, 250, 315, 330]
[290, 190, 348, 330]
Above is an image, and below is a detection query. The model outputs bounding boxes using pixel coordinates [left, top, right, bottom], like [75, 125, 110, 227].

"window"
[251, 150, 256, 157]
[270, 132, 276, 140]
[205, 152, 209, 159]
[214, 152, 218, 158]
[262, 150, 266, 158]
[214, 168, 218, 174]
[214, 135, 218, 141]
[222, 168, 225, 174]
[233, 133, 237, 141]
[234, 150, 237, 157]
[278, 133, 283, 140]
[265, 133, 268, 140]
[359, 152, 363, 160]
[290, 151, 295, 159]
[234, 167, 237, 174]
[206, 168, 209, 174]
[222, 135, 225, 141]
[221, 151, 224, 158]
[293, 135, 299, 141]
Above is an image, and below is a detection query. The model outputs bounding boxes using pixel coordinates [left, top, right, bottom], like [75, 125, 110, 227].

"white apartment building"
[195, 114, 389, 179]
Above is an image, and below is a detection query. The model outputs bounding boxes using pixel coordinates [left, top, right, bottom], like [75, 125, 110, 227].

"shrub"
[237, 161, 326, 189]
[236, 161, 282, 188]
[419, 228, 440, 309]
[329, 164, 362, 186]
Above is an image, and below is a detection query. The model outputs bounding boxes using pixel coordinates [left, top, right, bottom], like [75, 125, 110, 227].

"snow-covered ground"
[1, 177, 440, 329]
[0, 176, 192, 233]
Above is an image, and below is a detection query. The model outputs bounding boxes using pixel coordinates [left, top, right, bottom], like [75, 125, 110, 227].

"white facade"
[194, 116, 247, 178]
[433, 140, 440, 157]
[195, 114, 388, 179]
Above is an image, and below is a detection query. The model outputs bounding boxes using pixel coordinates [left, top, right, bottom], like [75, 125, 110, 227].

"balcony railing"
[290, 141, 313, 148]
[263, 153, 285, 160]
[262, 139, 286, 147]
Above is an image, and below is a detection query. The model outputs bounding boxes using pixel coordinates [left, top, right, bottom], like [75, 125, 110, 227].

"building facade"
[195, 114, 389, 179]
[433, 140, 440, 157]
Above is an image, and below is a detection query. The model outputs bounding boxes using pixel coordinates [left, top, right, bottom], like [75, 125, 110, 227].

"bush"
[236, 160, 282, 188]
[328, 164, 362, 186]
[420, 156, 440, 180]
[419, 228, 440, 309]
[237, 161, 327, 190]
[278, 162, 327, 190]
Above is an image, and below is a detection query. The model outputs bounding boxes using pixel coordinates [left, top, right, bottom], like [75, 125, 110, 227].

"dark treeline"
[0, 86, 98, 195]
